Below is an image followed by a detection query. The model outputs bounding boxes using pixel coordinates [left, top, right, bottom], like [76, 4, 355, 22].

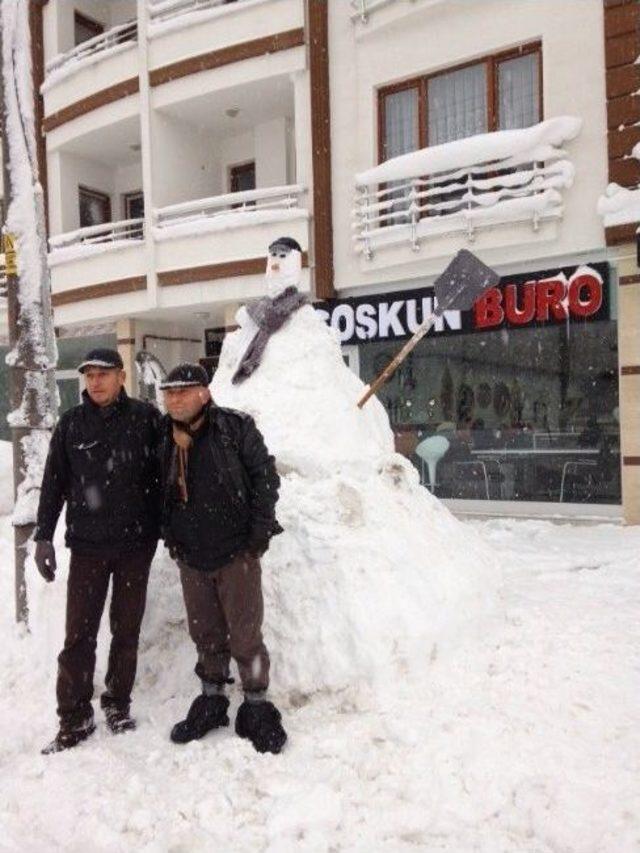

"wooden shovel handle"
[357, 313, 437, 409]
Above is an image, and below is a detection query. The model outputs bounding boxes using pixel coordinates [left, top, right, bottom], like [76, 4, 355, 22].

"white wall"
[330, 0, 609, 293]
[151, 112, 219, 208]
[255, 117, 289, 187]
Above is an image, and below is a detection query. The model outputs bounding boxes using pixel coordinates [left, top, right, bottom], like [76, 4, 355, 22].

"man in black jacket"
[159, 363, 287, 754]
[34, 348, 161, 754]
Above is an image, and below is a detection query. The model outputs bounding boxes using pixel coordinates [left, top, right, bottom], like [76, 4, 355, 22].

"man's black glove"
[245, 535, 270, 559]
[34, 541, 57, 582]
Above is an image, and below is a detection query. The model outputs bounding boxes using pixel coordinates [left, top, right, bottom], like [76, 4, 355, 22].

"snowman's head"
[266, 237, 302, 297]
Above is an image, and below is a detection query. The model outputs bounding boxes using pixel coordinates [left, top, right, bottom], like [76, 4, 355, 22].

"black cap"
[77, 348, 124, 374]
[268, 236, 302, 255]
[159, 363, 209, 390]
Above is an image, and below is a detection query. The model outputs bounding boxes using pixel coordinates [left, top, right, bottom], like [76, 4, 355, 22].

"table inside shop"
[469, 447, 601, 501]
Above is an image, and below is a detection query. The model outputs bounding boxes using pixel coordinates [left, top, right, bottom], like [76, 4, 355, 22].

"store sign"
[315, 262, 610, 345]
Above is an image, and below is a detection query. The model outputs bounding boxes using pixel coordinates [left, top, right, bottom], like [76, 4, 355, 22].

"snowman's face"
[266, 244, 301, 296]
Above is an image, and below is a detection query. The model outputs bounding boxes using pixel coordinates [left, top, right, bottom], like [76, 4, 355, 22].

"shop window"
[74, 11, 104, 47]
[79, 186, 111, 229]
[322, 263, 621, 506]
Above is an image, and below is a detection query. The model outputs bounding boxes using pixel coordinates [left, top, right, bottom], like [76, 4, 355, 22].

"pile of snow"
[211, 302, 501, 695]
[0, 441, 14, 516]
[355, 116, 582, 186]
[597, 142, 640, 228]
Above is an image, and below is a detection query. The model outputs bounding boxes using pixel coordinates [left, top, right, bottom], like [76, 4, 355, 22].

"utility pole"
[1, 1, 58, 625]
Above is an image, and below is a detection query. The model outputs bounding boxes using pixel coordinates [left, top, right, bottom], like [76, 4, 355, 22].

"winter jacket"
[159, 403, 282, 571]
[34, 389, 162, 553]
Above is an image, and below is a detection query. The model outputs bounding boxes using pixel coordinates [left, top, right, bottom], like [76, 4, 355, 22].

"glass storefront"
[318, 261, 621, 505]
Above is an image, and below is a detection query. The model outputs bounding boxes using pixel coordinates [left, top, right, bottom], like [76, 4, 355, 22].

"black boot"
[41, 718, 96, 755]
[170, 694, 230, 744]
[104, 706, 136, 735]
[235, 699, 287, 754]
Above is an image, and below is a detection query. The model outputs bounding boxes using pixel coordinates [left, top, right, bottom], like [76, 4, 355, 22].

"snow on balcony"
[352, 116, 582, 258]
[148, 0, 266, 35]
[48, 219, 144, 266]
[350, 0, 445, 24]
[597, 142, 640, 228]
[153, 184, 307, 240]
[42, 22, 138, 91]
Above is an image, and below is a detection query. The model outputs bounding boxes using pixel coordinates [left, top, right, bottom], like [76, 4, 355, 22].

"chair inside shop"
[415, 435, 450, 492]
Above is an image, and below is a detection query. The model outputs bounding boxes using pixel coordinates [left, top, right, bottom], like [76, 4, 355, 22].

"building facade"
[3, 0, 638, 522]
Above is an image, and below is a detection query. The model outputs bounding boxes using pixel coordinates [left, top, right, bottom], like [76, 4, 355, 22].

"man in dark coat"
[34, 348, 161, 754]
[159, 363, 287, 754]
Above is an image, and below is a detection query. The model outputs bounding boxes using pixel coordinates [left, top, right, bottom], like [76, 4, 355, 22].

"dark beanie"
[77, 348, 124, 373]
[159, 363, 209, 390]
[268, 236, 302, 254]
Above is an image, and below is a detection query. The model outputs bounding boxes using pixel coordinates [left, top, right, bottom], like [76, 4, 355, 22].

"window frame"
[377, 42, 543, 164]
[74, 11, 105, 46]
[78, 185, 112, 228]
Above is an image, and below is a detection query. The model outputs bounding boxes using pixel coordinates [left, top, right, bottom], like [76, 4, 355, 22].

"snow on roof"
[355, 116, 583, 186]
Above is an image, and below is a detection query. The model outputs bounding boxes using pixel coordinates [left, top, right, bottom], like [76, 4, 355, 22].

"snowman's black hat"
[268, 237, 302, 255]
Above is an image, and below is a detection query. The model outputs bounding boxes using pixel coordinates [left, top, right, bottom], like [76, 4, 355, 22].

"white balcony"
[352, 117, 582, 259]
[148, 0, 305, 99]
[148, 0, 254, 25]
[49, 218, 145, 262]
[154, 184, 310, 302]
[42, 6, 139, 122]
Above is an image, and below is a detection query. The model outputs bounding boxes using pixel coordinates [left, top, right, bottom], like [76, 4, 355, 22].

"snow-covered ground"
[0, 505, 638, 852]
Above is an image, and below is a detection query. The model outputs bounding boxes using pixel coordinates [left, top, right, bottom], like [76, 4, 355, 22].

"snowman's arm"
[239, 416, 281, 542]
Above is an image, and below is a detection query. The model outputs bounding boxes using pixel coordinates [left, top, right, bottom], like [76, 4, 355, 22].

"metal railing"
[350, 0, 402, 23]
[148, 0, 248, 24]
[352, 126, 578, 258]
[49, 219, 144, 253]
[155, 184, 306, 228]
[45, 21, 138, 76]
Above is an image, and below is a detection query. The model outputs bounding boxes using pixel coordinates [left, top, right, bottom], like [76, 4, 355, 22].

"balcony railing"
[154, 184, 306, 232]
[148, 0, 248, 24]
[352, 117, 582, 258]
[350, 0, 401, 23]
[49, 219, 144, 255]
[45, 21, 138, 78]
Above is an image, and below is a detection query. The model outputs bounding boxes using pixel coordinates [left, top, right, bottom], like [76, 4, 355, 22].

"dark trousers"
[178, 552, 270, 693]
[56, 544, 155, 731]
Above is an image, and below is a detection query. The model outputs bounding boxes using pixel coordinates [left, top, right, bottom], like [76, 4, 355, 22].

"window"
[378, 44, 542, 159]
[74, 11, 104, 47]
[79, 186, 111, 228]
[229, 161, 256, 194]
[123, 191, 144, 239]
[229, 162, 256, 209]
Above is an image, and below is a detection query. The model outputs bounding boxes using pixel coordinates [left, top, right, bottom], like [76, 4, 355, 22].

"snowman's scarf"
[232, 285, 308, 384]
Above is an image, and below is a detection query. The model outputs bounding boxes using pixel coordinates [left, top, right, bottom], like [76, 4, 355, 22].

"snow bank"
[355, 116, 582, 186]
[211, 303, 501, 695]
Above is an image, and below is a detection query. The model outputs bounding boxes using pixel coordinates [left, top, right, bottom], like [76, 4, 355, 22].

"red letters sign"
[474, 268, 604, 330]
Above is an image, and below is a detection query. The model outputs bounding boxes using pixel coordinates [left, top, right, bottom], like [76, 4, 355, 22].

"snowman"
[211, 240, 501, 698]
[226, 236, 308, 384]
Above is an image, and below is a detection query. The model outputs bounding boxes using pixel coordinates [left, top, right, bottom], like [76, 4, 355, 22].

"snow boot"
[170, 694, 230, 744]
[104, 706, 136, 735]
[41, 719, 96, 755]
[235, 699, 287, 754]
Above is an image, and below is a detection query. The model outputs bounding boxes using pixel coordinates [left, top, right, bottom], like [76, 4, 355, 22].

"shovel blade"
[433, 249, 500, 312]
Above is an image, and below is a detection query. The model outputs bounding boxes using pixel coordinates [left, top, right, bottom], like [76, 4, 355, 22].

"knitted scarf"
[232, 286, 308, 384]
[171, 409, 207, 503]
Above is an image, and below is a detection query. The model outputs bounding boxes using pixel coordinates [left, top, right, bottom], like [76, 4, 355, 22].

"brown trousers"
[56, 544, 155, 731]
[178, 552, 270, 693]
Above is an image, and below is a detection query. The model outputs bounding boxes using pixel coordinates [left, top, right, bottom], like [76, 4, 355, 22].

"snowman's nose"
[271, 263, 280, 271]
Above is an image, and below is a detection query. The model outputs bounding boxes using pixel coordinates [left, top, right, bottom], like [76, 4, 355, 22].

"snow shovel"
[357, 249, 500, 409]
